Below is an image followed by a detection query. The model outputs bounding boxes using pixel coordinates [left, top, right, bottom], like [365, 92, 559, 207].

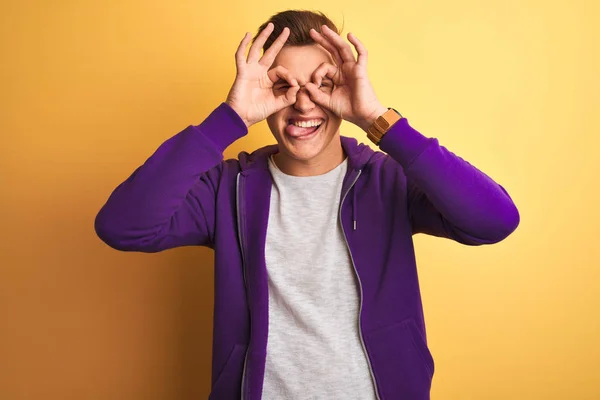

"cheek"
[266, 110, 281, 124]
[325, 117, 343, 136]
[265, 116, 278, 134]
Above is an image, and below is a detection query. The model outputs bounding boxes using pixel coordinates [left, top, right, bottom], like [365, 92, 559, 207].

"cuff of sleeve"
[378, 118, 435, 170]
[193, 102, 249, 154]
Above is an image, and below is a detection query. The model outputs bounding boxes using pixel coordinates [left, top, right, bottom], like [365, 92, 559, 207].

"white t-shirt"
[261, 154, 377, 399]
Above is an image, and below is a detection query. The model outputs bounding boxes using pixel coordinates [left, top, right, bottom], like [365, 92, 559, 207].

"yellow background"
[2, 0, 599, 399]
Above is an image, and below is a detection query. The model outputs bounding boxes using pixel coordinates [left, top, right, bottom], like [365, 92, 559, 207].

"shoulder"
[361, 148, 408, 192]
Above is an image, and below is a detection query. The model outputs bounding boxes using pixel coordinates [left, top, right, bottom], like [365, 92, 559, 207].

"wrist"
[360, 105, 388, 133]
[365, 107, 404, 146]
[225, 100, 252, 128]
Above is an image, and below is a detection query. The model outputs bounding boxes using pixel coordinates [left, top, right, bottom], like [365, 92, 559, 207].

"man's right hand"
[225, 23, 300, 128]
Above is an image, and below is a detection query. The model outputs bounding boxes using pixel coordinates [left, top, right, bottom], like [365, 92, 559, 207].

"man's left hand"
[305, 25, 388, 132]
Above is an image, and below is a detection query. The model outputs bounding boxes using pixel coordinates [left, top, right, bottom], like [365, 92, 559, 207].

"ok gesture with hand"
[305, 25, 387, 132]
[225, 23, 300, 128]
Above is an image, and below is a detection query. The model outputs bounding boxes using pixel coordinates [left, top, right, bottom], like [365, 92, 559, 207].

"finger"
[347, 32, 368, 68]
[259, 27, 290, 67]
[304, 82, 331, 108]
[267, 65, 299, 87]
[309, 28, 343, 67]
[274, 85, 301, 110]
[248, 22, 274, 64]
[235, 32, 252, 68]
[321, 25, 356, 63]
[312, 62, 340, 86]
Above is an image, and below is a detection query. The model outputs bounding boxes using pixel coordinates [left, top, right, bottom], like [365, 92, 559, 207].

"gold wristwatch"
[366, 108, 404, 146]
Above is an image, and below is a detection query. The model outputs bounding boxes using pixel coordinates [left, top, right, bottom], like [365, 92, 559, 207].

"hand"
[225, 23, 301, 128]
[305, 25, 387, 132]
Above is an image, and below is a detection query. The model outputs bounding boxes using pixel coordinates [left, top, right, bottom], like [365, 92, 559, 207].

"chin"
[277, 122, 333, 161]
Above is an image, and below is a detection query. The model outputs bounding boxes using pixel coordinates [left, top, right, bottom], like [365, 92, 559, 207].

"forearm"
[95, 103, 247, 245]
[379, 118, 520, 240]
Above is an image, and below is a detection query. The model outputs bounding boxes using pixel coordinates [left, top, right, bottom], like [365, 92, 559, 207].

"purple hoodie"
[95, 102, 519, 399]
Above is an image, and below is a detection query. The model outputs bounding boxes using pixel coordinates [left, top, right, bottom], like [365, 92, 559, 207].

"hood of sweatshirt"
[235, 135, 384, 232]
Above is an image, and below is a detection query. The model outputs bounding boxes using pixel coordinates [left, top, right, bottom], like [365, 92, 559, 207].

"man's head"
[252, 10, 345, 171]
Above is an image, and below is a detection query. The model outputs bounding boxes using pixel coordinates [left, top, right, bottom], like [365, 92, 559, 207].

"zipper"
[236, 173, 249, 400]
[236, 173, 248, 289]
[339, 169, 382, 400]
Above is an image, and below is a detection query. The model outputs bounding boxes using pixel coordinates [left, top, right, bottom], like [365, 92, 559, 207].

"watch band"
[366, 108, 404, 146]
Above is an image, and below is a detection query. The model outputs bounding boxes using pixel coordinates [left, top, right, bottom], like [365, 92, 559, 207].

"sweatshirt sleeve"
[379, 118, 520, 245]
[94, 102, 248, 252]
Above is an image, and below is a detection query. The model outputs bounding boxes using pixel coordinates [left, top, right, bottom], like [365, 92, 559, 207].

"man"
[95, 9, 520, 400]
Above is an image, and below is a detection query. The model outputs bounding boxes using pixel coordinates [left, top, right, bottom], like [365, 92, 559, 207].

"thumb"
[305, 83, 330, 108]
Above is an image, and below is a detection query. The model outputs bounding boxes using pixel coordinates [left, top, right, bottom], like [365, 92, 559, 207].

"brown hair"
[253, 9, 344, 52]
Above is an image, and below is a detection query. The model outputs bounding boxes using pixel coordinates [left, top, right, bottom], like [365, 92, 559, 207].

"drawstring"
[352, 178, 358, 231]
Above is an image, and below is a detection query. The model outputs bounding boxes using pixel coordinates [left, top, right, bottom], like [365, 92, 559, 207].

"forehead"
[270, 44, 335, 81]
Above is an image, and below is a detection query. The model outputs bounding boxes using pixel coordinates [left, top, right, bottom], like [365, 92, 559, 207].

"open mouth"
[285, 119, 324, 139]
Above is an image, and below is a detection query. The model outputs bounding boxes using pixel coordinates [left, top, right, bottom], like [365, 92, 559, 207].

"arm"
[95, 25, 300, 253]
[94, 102, 247, 252]
[379, 118, 520, 245]
[302, 27, 519, 245]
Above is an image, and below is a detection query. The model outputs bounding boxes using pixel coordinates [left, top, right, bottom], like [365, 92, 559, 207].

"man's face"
[266, 44, 343, 162]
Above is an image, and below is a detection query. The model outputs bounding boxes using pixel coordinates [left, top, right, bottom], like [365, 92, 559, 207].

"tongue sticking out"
[285, 123, 321, 137]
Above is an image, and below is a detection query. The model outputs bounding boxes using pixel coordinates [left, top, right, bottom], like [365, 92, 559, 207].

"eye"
[319, 82, 333, 92]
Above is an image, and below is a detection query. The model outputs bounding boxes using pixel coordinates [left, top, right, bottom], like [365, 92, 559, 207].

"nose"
[293, 85, 316, 113]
